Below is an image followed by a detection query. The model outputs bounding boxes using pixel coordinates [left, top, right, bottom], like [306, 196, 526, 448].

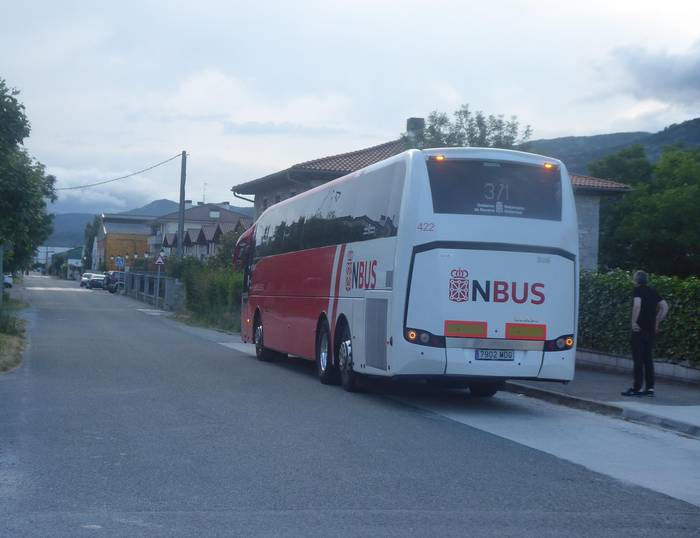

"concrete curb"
[504, 381, 700, 439]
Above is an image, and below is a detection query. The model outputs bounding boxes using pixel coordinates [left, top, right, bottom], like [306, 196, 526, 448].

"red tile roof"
[233, 139, 630, 194]
[569, 174, 630, 192]
[294, 139, 407, 173]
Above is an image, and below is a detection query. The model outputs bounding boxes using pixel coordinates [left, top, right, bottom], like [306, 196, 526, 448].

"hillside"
[45, 213, 95, 247]
[523, 117, 700, 174]
[120, 199, 178, 216]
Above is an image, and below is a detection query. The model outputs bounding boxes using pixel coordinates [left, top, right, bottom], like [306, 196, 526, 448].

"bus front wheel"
[468, 381, 503, 398]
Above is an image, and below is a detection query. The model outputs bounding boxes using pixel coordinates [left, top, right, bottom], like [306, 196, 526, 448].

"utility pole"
[177, 150, 187, 260]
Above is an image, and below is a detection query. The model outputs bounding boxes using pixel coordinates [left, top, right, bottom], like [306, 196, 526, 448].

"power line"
[55, 153, 183, 191]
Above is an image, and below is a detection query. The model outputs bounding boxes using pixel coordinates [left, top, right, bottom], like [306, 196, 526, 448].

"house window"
[209, 210, 220, 218]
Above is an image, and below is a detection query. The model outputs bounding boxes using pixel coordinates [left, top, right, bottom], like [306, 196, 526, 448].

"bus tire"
[253, 316, 275, 362]
[316, 319, 339, 384]
[468, 381, 503, 398]
[337, 323, 361, 392]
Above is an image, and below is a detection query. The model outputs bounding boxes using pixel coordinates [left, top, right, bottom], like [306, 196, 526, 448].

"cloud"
[613, 41, 700, 106]
[222, 121, 347, 137]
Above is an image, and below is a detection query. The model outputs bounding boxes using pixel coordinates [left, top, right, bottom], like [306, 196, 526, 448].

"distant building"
[232, 119, 631, 270]
[91, 202, 252, 270]
[150, 202, 252, 259]
[34, 246, 73, 268]
[93, 214, 152, 271]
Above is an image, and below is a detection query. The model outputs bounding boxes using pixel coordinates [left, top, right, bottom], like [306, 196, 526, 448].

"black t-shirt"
[633, 285, 663, 334]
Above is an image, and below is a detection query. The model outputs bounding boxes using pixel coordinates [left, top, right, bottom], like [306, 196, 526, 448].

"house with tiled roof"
[231, 119, 631, 270]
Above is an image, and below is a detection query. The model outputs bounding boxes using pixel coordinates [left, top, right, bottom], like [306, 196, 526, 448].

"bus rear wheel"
[468, 381, 503, 398]
[253, 317, 275, 362]
[316, 320, 339, 384]
[337, 324, 361, 392]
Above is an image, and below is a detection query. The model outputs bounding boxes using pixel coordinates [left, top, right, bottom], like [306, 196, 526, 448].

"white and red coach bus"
[235, 148, 578, 396]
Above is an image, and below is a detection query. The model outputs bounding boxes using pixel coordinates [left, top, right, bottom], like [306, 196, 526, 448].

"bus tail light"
[405, 328, 445, 348]
[543, 334, 575, 352]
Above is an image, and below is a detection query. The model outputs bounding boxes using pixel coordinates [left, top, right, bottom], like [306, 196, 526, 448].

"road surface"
[1, 276, 699, 537]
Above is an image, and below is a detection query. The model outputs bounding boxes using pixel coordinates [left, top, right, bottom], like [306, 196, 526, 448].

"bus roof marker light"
[543, 162, 555, 169]
[432, 155, 446, 162]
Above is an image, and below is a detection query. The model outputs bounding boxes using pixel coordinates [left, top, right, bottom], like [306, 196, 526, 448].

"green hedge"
[579, 270, 700, 366]
[174, 259, 243, 332]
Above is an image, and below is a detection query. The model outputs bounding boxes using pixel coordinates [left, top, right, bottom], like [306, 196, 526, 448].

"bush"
[579, 270, 700, 366]
[176, 260, 243, 332]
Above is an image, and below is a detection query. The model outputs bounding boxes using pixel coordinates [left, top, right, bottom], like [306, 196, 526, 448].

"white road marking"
[24, 287, 89, 291]
[136, 309, 167, 316]
[219, 342, 255, 355]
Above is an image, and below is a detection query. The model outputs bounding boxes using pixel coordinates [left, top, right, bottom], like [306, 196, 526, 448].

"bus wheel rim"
[255, 324, 263, 353]
[339, 340, 352, 371]
[319, 334, 328, 371]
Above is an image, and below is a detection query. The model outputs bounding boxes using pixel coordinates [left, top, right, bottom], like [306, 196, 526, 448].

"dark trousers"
[631, 331, 655, 390]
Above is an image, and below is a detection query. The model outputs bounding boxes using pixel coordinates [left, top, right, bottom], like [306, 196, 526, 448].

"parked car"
[80, 273, 94, 287]
[105, 271, 125, 294]
[87, 274, 106, 289]
[3, 274, 13, 288]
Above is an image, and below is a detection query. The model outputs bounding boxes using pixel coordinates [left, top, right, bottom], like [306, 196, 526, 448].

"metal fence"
[122, 271, 184, 311]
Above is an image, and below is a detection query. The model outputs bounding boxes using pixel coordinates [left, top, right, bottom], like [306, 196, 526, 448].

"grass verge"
[173, 309, 240, 334]
[0, 327, 24, 372]
[0, 294, 26, 373]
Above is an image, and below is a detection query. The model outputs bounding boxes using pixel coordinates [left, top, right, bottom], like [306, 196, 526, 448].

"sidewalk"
[506, 364, 700, 438]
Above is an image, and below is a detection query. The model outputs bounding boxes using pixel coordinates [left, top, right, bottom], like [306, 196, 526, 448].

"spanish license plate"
[475, 349, 514, 361]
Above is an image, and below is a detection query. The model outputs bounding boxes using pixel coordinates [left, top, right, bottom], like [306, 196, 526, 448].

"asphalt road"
[1, 276, 699, 537]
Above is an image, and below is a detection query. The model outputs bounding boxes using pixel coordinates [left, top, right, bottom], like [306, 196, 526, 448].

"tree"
[82, 215, 101, 271]
[0, 78, 56, 271]
[596, 146, 700, 276]
[403, 104, 532, 149]
[587, 144, 653, 185]
[587, 145, 654, 268]
[208, 230, 242, 269]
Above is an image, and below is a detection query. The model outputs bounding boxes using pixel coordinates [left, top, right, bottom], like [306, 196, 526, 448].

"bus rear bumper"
[537, 347, 576, 381]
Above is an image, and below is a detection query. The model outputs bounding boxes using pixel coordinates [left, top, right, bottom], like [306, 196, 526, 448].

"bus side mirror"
[233, 242, 247, 269]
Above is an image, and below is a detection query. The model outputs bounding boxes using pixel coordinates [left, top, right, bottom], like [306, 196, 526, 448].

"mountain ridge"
[523, 117, 700, 174]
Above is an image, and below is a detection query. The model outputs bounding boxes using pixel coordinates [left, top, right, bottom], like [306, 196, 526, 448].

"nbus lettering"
[450, 270, 545, 305]
[348, 259, 378, 290]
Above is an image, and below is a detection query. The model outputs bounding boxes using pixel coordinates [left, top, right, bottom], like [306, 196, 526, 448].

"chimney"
[184, 199, 193, 209]
[406, 117, 425, 140]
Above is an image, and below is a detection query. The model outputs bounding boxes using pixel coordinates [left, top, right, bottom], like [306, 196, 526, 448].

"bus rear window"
[427, 159, 562, 221]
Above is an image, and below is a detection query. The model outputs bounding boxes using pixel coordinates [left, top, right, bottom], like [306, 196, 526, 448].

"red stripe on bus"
[331, 244, 347, 331]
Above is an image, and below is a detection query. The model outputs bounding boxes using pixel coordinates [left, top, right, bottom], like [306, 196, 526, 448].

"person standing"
[622, 271, 669, 397]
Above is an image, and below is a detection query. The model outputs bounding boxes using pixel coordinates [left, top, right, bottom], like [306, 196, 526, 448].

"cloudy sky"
[2, 0, 700, 214]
